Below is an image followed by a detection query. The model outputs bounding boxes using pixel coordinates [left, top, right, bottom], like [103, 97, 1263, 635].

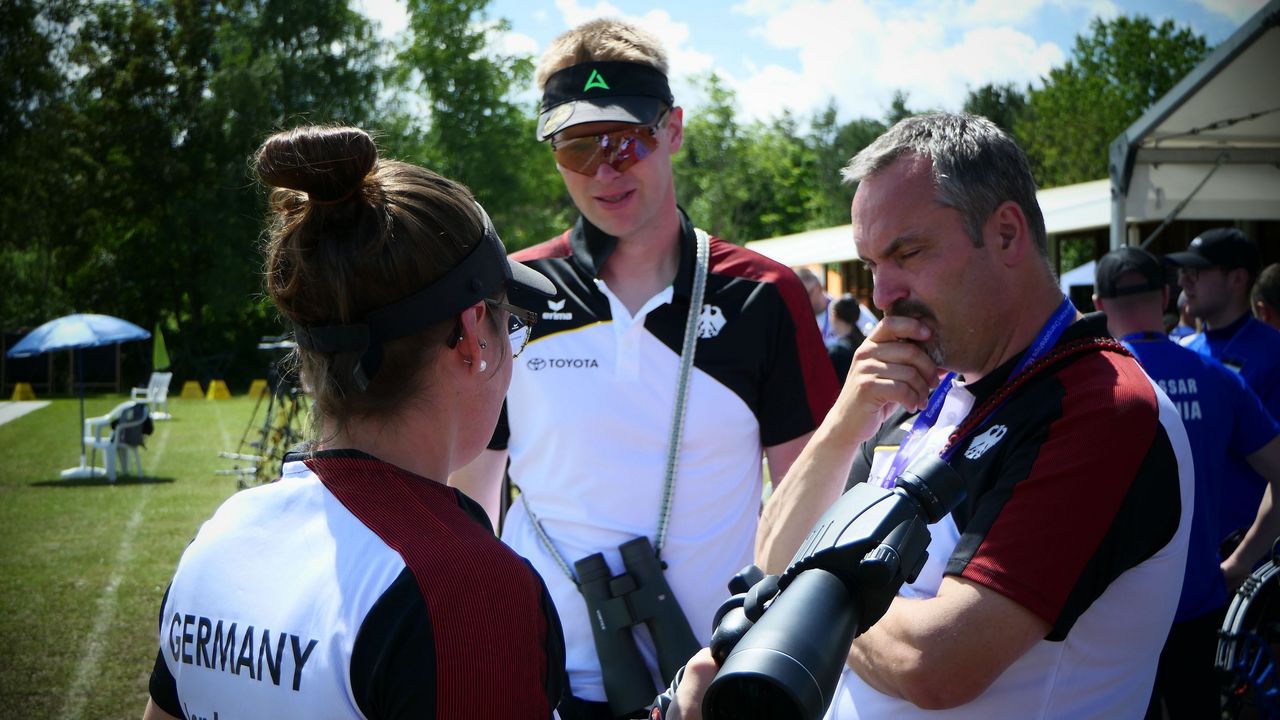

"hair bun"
[255, 126, 378, 203]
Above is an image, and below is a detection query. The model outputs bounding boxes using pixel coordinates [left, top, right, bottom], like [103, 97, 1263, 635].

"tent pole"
[1110, 183, 1125, 250]
[77, 349, 87, 466]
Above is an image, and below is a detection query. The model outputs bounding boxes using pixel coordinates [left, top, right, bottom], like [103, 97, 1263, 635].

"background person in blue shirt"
[1094, 246, 1280, 720]
[1167, 228, 1280, 542]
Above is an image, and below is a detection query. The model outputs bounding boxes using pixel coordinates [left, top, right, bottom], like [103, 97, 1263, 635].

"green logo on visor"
[583, 69, 610, 91]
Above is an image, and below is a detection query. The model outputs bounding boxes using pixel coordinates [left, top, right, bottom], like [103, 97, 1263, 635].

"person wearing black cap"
[1167, 228, 1280, 542]
[143, 126, 565, 719]
[1093, 246, 1280, 720]
[448, 18, 837, 719]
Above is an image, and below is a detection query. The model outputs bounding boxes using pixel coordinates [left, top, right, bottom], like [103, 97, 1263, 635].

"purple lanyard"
[878, 297, 1077, 488]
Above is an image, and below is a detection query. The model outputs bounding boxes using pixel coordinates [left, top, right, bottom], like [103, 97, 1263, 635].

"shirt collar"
[1205, 311, 1252, 342]
[962, 311, 1108, 403]
[568, 208, 700, 299]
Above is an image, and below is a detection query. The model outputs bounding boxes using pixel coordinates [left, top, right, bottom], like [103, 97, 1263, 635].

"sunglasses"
[550, 110, 669, 176]
[446, 299, 539, 360]
[485, 299, 539, 358]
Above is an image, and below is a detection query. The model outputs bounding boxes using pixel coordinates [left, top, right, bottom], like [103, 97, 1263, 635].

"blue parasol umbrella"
[7, 313, 151, 478]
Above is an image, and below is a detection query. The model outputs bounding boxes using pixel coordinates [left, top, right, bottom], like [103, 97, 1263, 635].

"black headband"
[293, 204, 510, 392]
[537, 61, 674, 140]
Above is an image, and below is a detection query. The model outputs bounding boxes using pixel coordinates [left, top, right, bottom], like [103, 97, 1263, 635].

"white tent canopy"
[745, 179, 1111, 267]
[1058, 259, 1097, 294]
[745, 224, 855, 267]
[1109, 0, 1280, 247]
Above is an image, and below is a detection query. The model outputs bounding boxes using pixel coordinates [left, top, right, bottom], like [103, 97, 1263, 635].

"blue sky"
[357, 0, 1264, 123]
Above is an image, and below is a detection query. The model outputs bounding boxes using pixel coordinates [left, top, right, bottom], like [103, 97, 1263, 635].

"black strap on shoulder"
[293, 206, 508, 391]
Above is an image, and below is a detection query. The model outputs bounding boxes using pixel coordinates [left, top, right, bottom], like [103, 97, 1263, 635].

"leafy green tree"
[883, 90, 917, 127]
[808, 100, 888, 228]
[1018, 15, 1209, 187]
[6, 0, 391, 384]
[963, 82, 1027, 142]
[398, 0, 571, 249]
[0, 0, 82, 329]
[736, 111, 821, 241]
[675, 72, 751, 239]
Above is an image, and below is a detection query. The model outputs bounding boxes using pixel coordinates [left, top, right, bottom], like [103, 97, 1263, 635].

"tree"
[674, 72, 751, 239]
[4, 0, 391, 384]
[1018, 15, 1209, 187]
[398, 0, 571, 249]
[808, 100, 888, 228]
[963, 82, 1027, 141]
[0, 0, 83, 329]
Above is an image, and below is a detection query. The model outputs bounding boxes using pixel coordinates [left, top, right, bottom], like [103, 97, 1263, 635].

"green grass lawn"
[0, 395, 264, 718]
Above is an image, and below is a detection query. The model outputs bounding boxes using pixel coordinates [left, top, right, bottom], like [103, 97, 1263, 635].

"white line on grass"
[58, 420, 171, 719]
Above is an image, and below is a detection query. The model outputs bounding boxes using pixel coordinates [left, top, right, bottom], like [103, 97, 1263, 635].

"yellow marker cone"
[10, 382, 36, 401]
[206, 379, 231, 400]
[179, 380, 204, 400]
[247, 379, 269, 399]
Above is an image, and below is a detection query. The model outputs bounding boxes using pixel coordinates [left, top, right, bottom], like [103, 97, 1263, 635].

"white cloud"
[1194, 0, 1266, 24]
[552, 0, 715, 75]
[727, 0, 1066, 122]
[955, 0, 1047, 27]
[495, 30, 541, 57]
[354, 0, 408, 40]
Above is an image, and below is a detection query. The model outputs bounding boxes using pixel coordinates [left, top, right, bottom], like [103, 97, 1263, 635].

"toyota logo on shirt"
[524, 357, 599, 371]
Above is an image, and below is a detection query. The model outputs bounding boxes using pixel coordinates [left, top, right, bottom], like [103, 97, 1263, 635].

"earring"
[479, 339, 488, 349]
[479, 360, 488, 372]
[463, 359, 473, 366]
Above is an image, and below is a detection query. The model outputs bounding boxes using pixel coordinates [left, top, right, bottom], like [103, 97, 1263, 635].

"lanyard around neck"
[521, 228, 711, 583]
[878, 297, 1077, 488]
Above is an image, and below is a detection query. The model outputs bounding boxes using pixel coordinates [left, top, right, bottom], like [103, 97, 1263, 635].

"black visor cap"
[537, 61, 674, 141]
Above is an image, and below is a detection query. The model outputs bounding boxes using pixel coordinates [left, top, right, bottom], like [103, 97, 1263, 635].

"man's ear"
[666, 106, 684, 154]
[1227, 267, 1251, 296]
[987, 200, 1031, 265]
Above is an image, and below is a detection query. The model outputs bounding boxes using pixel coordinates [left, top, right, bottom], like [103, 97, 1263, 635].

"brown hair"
[535, 18, 669, 89]
[255, 125, 485, 430]
[1256, 263, 1280, 315]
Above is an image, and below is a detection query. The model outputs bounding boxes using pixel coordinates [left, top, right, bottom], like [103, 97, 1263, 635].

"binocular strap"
[517, 228, 711, 584]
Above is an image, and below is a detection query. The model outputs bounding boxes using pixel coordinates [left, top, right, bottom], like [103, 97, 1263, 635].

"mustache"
[885, 299, 936, 323]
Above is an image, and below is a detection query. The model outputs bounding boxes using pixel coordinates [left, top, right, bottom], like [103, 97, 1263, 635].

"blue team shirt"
[1184, 314, 1280, 533]
[1124, 333, 1280, 621]
[1184, 314, 1280, 421]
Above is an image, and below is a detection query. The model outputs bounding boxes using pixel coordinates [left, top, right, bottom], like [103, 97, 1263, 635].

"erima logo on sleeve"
[542, 298, 572, 320]
[583, 69, 610, 91]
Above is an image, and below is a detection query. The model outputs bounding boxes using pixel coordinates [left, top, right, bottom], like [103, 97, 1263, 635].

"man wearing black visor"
[450, 18, 837, 720]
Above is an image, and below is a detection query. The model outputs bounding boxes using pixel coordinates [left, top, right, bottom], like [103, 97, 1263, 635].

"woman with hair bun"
[143, 126, 565, 719]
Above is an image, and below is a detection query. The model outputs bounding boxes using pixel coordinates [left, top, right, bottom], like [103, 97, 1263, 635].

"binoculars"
[702, 454, 967, 720]
[575, 536, 701, 718]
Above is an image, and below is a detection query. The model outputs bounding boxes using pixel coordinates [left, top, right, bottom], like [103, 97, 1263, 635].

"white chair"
[84, 401, 150, 482]
[131, 371, 173, 420]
